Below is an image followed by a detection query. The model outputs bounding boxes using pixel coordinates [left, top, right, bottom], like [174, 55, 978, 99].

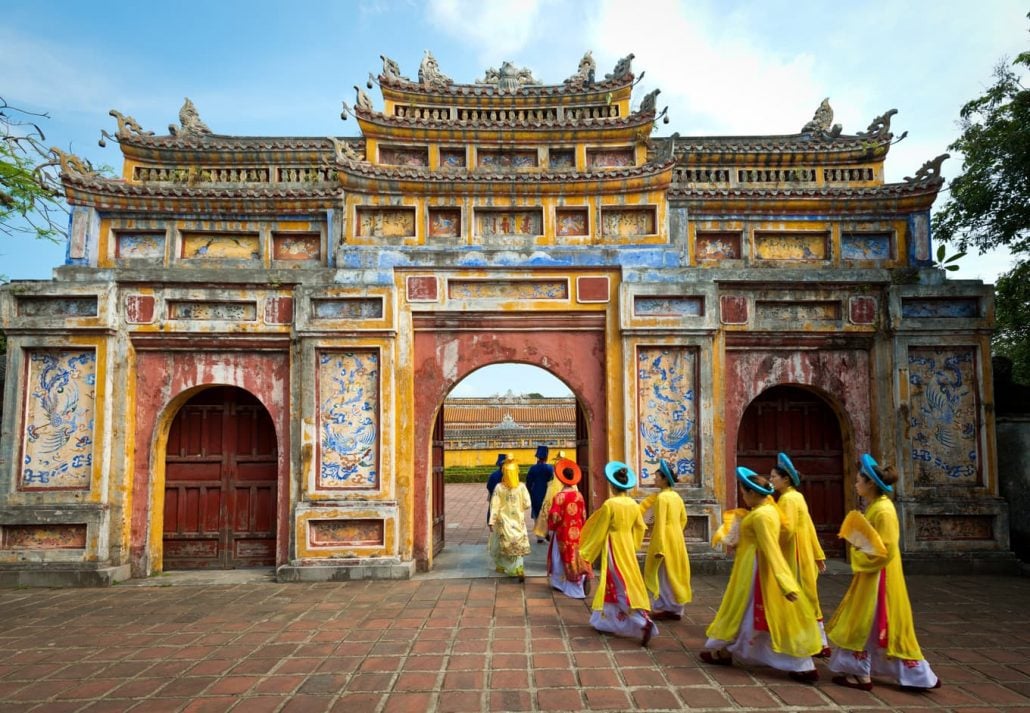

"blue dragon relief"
[320, 353, 378, 486]
[638, 350, 696, 483]
[23, 351, 95, 486]
[908, 350, 977, 480]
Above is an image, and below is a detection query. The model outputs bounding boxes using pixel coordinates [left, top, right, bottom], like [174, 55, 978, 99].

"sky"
[2, 0, 1026, 396]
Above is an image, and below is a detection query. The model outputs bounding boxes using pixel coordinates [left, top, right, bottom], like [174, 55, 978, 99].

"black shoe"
[640, 620, 654, 647]
[789, 669, 819, 685]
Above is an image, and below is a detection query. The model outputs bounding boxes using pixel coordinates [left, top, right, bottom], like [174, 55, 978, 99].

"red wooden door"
[163, 387, 278, 569]
[736, 385, 845, 556]
[431, 408, 445, 556]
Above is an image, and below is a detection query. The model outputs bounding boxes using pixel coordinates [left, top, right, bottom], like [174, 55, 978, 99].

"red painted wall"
[130, 350, 290, 576]
[723, 349, 871, 503]
[412, 327, 607, 568]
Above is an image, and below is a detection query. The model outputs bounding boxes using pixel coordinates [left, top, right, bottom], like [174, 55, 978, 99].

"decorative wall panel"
[116, 231, 165, 259]
[634, 296, 704, 317]
[17, 297, 98, 318]
[478, 149, 537, 168]
[842, 232, 892, 260]
[902, 298, 979, 319]
[1, 524, 87, 549]
[356, 208, 416, 238]
[439, 149, 466, 168]
[601, 208, 656, 238]
[549, 149, 575, 169]
[915, 515, 992, 541]
[309, 519, 385, 547]
[168, 301, 257, 321]
[555, 209, 588, 237]
[311, 298, 383, 320]
[587, 148, 634, 167]
[696, 232, 742, 260]
[428, 209, 462, 238]
[475, 210, 542, 238]
[448, 280, 568, 300]
[181, 233, 260, 260]
[908, 347, 980, 485]
[406, 276, 439, 302]
[379, 146, 428, 166]
[636, 347, 698, 486]
[754, 232, 828, 260]
[272, 233, 321, 262]
[756, 301, 840, 323]
[317, 351, 379, 489]
[21, 350, 96, 489]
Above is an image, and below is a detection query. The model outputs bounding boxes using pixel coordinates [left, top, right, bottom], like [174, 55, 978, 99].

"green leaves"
[933, 243, 966, 272]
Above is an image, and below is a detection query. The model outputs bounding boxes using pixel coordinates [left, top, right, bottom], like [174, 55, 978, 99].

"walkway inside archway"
[419, 483, 548, 579]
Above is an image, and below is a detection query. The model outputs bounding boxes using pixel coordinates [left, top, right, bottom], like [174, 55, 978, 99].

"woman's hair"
[562, 467, 575, 480]
[860, 463, 899, 493]
[611, 466, 630, 487]
[741, 473, 771, 495]
[772, 465, 790, 479]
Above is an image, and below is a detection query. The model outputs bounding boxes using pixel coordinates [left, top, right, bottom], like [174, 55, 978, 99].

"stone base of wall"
[901, 551, 1020, 575]
[276, 558, 415, 582]
[0, 564, 131, 587]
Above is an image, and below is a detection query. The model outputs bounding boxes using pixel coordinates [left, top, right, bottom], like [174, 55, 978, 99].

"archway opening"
[736, 384, 846, 556]
[430, 363, 585, 575]
[162, 386, 279, 570]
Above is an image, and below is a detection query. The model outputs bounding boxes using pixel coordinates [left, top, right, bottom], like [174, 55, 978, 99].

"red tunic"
[547, 488, 591, 581]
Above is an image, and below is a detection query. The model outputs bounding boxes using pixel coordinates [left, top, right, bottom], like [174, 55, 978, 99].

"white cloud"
[425, 0, 547, 62]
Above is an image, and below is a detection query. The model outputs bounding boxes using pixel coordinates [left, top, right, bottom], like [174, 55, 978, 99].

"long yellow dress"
[579, 493, 649, 612]
[776, 487, 825, 619]
[639, 489, 692, 605]
[706, 501, 822, 658]
[489, 482, 531, 575]
[826, 495, 924, 660]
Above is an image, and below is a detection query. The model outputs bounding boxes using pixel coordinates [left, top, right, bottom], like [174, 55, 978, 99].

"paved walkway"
[0, 486, 1028, 712]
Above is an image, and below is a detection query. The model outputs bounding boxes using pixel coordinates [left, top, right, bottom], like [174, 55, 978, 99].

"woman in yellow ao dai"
[638, 459, 692, 620]
[703, 467, 821, 681]
[488, 457, 531, 581]
[579, 461, 656, 646]
[826, 454, 940, 692]
[769, 452, 829, 653]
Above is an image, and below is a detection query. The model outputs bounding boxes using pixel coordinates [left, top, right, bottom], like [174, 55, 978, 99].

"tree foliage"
[933, 49, 1030, 254]
[0, 97, 67, 243]
[994, 260, 1030, 384]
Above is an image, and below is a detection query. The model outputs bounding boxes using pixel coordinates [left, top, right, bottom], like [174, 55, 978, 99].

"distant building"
[443, 393, 576, 467]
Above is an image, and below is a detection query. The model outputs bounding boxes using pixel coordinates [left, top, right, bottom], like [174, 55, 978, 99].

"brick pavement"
[0, 487, 1028, 712]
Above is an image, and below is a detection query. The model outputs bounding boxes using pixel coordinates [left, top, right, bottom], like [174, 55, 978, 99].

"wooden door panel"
[736, 386, 845, 556]
[431, 408, 444, 556]
[163, 388, 278, 569]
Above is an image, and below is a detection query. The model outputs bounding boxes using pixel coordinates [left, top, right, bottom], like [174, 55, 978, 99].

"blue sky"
[2, 0, 1026, 394]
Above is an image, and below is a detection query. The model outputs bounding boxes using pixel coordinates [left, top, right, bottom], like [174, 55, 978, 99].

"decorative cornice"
[669, 178, 944, 213]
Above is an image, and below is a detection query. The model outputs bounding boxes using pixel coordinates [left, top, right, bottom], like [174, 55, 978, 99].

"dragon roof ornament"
[904, 153, 949, 183]
[605, 53, 635, 81]
[801, 98, 842, 139]
[380, 54, 407, 82]
[856, 108, 899, 141]
[477, 61, 541, 92]
[49, 147, 98, 179]
[418, 50, 453, 89]
[169, 98, 212, 137]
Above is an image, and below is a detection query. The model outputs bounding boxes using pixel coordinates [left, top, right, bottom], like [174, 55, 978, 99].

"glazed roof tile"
[377, 72, 632, 97]
[667, 177, 942, 200]
[334, 158, 674, 183]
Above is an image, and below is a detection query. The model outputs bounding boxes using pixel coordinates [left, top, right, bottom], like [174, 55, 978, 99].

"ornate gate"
[163, 387, 278, 569]
[736, 385, 846, 556]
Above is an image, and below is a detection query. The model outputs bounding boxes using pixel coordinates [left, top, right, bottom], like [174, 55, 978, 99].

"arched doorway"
[736, 385, 846, 556]
[162, 386, 278, 569]
[430, 364, 584, 558]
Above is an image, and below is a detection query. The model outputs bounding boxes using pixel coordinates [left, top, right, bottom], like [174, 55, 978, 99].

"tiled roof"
[378, 73, 632, 97]
[666, 177, 944, 200]
[352, 105, 654, 130]
[336, 158, 675, 184]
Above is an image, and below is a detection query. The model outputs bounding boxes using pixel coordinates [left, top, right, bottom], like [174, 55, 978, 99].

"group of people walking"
[485, 446, 940, 693]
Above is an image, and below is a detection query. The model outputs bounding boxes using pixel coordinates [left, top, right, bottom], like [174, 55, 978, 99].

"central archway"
[412, 312, 607, 571]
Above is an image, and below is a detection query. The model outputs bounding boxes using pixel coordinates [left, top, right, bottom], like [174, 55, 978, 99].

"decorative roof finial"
[99, 109, 153, 147]
[169, 98, 212, 137]
[418, 50, 452, 88]
[354, 86, 374, 112]
[478, 61, 540, 92]
[327, 137, 363, 163]
[801, 98, 842, 139]
[605, 53, 635, 81]
[904, 154, 949, 184]
[49, 147, 97, 179]
[380, 54, 406, 81]
[639, 88, 661, 115]
[856, 108, 898, 141]
[564, 51, 596, 86]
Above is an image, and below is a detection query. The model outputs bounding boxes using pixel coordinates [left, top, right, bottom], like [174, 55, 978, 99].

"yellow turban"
[501, 459, 520, 489]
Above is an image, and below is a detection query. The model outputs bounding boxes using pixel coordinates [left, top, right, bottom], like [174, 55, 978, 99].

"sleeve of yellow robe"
[534, 477, 564, 538]
[778, 490, 825, 618]
[753, 505, 801, 597]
